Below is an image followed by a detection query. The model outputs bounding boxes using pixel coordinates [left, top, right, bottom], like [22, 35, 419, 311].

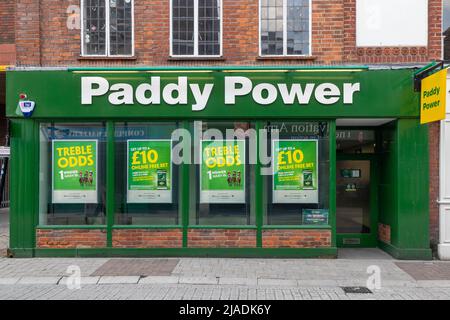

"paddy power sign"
[127, 140, 172, 203]
[81, 76, 361, 111]
[272, 139, 318, 203]
[420, 68, 447, 124]
[52, 140, 98, 203]
[200, 140, 246, 204]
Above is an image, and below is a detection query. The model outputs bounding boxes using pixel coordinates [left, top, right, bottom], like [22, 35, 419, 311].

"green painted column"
[9, 119, 38, 257]
[393, 119, 432, 259]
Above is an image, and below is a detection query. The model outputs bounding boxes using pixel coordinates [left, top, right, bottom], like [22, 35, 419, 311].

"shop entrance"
[335, 125, 381, 248]
[336, 156, 378, 247]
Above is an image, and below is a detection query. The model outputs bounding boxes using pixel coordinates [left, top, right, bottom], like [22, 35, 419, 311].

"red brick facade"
[14, 0, 441, 67]
[113, 229, 183, 248]
[262, 230, 331, 248]
[378, 223, 391, 245]
[36, 229, 107, 248]
[429, 121, 440, 247]
[188, 229, 257, 248]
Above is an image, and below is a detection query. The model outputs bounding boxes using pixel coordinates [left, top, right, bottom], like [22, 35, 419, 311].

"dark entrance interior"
[335, 120, 393, 247]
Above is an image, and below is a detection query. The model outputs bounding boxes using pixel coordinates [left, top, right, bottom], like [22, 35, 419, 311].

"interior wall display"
[302, 209, 329, 225]
[200, 139, 246, 204]
[127, 140, 172, 203]
[272, 139, 318, 203]
[52, 139, 98, 203]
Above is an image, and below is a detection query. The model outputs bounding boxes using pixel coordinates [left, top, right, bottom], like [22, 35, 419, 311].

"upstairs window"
[171, 0, 222, 56]
[260, 0, 311, 56]
[81, 0, 134, 56]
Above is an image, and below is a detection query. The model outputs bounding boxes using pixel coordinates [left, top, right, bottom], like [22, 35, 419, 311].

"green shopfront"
[5, 67, 432, 259]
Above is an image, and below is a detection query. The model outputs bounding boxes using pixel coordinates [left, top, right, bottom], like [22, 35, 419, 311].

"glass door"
[336, 156, 378, 247]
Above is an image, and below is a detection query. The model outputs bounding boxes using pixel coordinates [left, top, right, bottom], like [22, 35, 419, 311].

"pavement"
[1, 208, 450, 300]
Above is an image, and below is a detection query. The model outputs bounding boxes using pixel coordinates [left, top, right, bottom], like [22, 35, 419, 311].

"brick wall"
[14, 0, 442, 67]
[36, 229, 107, 248]
[0, 0, 15, 44]
[378, 223, 391, 244]
[113, 229, 183, 248]
[262, 229, 331, 248]
[429, 121, 440, 247]
[188, 229, 257, 248]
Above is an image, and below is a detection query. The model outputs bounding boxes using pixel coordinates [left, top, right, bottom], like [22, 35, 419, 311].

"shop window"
[39, 123, 107, 225]
[260, 0, 311, 56]
[336, 129, 376, 154]
[264, 121, 330, 225]
[171, 0, 222, 56]
[114, 122, 180, 225]
[81, 0, 134, 56]
[190, 121, 255, 225]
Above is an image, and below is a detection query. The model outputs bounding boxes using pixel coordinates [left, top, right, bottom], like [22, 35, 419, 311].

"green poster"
[127, 140, 172, 203]
[52, 139, 98, 203]
[200, 140, 246, 203]
[273, 139, 318, 203]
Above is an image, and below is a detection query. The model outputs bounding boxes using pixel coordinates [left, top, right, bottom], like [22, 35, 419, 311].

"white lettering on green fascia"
[81, 76, 361, 111]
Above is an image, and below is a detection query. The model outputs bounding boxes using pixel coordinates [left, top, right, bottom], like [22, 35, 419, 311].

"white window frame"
[80, 0, 135, 57]
[170, 0, 223, 57]
[258, 0, 312, 57]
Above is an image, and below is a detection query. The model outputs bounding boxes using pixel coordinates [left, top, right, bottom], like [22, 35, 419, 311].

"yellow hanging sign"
[420, 68, 447, 124]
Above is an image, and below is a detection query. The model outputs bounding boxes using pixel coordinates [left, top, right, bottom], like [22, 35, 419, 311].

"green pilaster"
[393, 119, 431, 259]
[255, 121, 263, 247]
[329, 120, 336, 247]
[106, 121, 115, 247]
[9, 119, 38, 257]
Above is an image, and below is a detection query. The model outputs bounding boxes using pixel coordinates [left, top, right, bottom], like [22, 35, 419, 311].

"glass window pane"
[264, 121, 329, 225]
[39, 123, 107, 225]
[109, 0, 133, 56]
[286, 0, 310, 55]
[198, 0, 221, 55]
[83, 0, 107, 55]
[444, 0, 450, 59]
[336, 129, 376, 154]
[190, 121, 255, 225]
[260, 0, 283, 55]
[114, 122, 180, 225]
[172, 0, 195, 55]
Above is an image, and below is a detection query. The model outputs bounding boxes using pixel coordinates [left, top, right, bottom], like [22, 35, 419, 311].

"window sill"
[78, 56, 137, 61]
[167, 56, 226, 62]
[256, 55, 317, 61]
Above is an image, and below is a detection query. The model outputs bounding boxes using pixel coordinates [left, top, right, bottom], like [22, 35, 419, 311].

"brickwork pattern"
[378, 223, 391, 244]
[36, 229, 107, 248]
[188, 229, 257, 248]
[112, 229, 183, 248]
[262, 229, 331, 248]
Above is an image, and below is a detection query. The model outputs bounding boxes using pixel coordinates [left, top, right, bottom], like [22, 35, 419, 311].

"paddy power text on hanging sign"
[421, 68, 447, 124]
[273, 140, 318, 204]
[127, 140, 172, 203]
[81, 76, 361, 110]
[200, 140, 246, 204]
[52, 140, 98, 204]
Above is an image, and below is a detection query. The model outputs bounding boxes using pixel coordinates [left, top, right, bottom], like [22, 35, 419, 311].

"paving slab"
[58, 276, 100, 286]
[138, 276, 179, 284]
[178, 277, 218, 285]
[0, 277, 19, 285]
[258, 278, 298, 287]
[17, 277, 61, 285]
[98, 276, 141, 284]
[218, 277, 258, 286]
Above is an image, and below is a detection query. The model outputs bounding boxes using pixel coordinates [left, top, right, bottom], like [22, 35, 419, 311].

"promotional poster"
[200, 140, 246, 203]
[272, 139, 318, 203]
[127, 140, 172, 203]
[52, 139, 98, 203]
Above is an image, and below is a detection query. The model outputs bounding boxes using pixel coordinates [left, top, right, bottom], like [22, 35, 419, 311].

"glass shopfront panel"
[114, 122, 180, 225]
[189, 121, 256, 225]
[39, 123, 107, 225]
[264, 121, 330, 226]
